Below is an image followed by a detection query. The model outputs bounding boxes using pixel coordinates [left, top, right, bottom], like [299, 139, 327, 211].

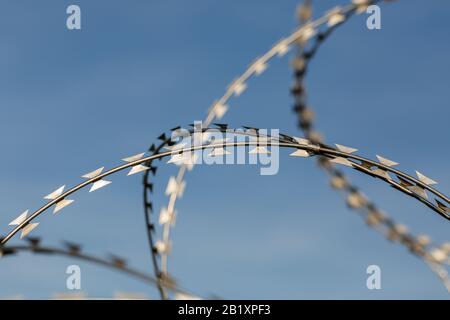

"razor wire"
[152, 0, 372, 281]
[0, 127, 448, 295]
[291, 0, 450, 290]
[147, 0, 449, 294]
[4, 127, 446, 246]
[144, 126, 450, 293]
[0, 0, 448, 298]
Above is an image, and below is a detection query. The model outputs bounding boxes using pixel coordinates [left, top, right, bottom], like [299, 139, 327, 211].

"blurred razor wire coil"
[0, 0, 448, 299]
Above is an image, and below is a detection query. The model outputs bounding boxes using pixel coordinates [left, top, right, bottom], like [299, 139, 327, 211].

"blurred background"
[0, 0, 449, 299]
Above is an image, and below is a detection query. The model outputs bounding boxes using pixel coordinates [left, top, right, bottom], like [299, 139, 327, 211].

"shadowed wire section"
[291, 0, 450, 291]
[0, 236, 198, 298]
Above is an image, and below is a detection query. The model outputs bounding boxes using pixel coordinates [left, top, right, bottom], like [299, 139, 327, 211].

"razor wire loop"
[0, 126, 448, 294]
[0, 0, 448, 297]
[153, 0, 372, 278]
[144, 124, 448, 292]
[151, 0, 448, 282]
[291, 1, 449, 290]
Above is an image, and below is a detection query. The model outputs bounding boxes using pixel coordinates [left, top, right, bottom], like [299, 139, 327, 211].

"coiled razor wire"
[0, 130, 448, 296]
[143, 0, 449, 298]
[291, 0, 450, 289]
[0, 0, 448, 298]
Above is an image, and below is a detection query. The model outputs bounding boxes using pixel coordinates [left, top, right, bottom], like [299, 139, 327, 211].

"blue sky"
[0, 0, 449, 299]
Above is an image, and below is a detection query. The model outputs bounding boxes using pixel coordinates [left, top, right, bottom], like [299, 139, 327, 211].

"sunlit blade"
[168, 152, 197, 167]
[291, 57, 305, 71]
[154, 240, 171, 255]
[44, 185, 65, 200]
[330, 176, 347, 190]
[253, 59, 268, 75]
[82, 167, 104, 179]
[165, 177, 177, 196]
[200, 131, 212, 143]
[122, 153, 146, 163]
[183, 162, 196, 172]
[297, 2, 312, 21]
[168, 153, 184, 165]
[376, 155, 399, 167]
[275, 40, 290, 57]
[335, 144, 358, 154]
[89, 179, 112, 192]
[347, 192, 367, 209]
[159, 207, 177, 226]
[353, 0, 370, 13]
[127, 164, 150, 176]
[53, 199, 74, 214]
[183, 153, 198, 171]
[416, 171, 438, 185]
[165, 177, 186, 197]
[20, 223, 39, 239]
[9, 210, 28, 226]
[209, 147, 231, 157]
[416, 234, 431, 246]
[430, 248, 447, 263]
[249, 146, 270, 154]
[330, 157, 353, 167]
[212, 103, 228, 119]
[301, 26, 316, 42]
[327, 10, 346, 27]
[232, 81, 247, 97]
[290, 149, 310, 157]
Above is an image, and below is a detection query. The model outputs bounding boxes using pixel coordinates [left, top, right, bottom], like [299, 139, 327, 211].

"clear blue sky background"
[0, 0, 449, 299]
